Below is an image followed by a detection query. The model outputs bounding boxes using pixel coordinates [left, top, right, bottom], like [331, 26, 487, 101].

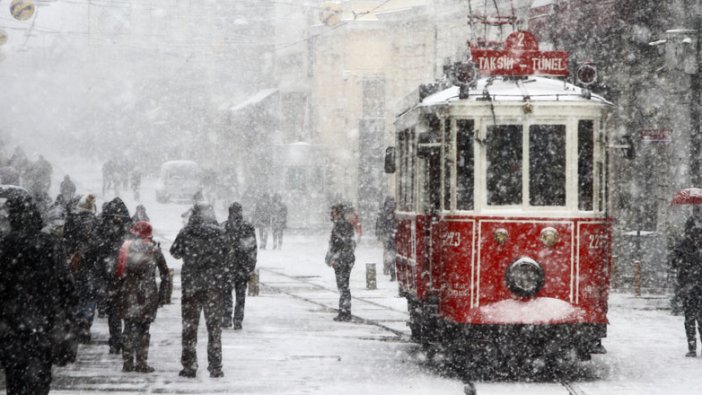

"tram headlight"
[505, 257, 545, 298]
[493, 228, 509, 244]
[540, 227, 559, 247]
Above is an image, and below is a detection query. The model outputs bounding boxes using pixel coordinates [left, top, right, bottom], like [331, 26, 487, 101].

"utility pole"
[691, 0, 702, 216]
[692, 1, 702, 183]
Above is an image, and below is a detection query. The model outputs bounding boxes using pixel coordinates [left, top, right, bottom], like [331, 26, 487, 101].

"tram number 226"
[588, 233, 608, 250]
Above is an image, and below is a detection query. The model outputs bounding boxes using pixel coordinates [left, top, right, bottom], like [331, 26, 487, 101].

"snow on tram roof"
[420, 76, 611, 107]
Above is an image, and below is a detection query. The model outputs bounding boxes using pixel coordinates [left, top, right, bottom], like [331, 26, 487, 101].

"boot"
[135, 333, 154, 373]
[687, 340, 697, 357]
[122, 338, 135, 372]
[222, 316, 232, 328]
[122, 360, 135, 372]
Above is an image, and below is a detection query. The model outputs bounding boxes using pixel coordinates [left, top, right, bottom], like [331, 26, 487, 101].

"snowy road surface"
[1, 157, 701, 394]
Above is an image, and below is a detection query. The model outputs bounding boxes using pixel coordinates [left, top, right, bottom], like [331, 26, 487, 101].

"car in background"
[155, 160, 203, 203]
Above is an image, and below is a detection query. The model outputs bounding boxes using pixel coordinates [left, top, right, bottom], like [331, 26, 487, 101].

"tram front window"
[529, 125, 566, 206]
[456, 120, 474, 210]
[487, 125, 522, 205]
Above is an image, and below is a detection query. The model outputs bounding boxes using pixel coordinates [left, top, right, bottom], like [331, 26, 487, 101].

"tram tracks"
[259, 267, 411, 340]
[260, 267, 589, 395]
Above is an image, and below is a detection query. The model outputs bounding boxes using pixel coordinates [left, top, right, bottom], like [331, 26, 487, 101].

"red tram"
[386, 31, 612, 366]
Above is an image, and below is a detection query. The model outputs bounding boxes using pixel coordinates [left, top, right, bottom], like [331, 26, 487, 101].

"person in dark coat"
[222, 202, 257, 330]
[672, 216, 702, 357]
[132, 204, 150, 223]
[325, 203, 356, 322]
[170, 202, 227, 378]
[115, 221, 170, 373]
[270, 193, 287, 250]
[94, 197, 132, 354]
[63, 193, 100, 343]
[253, 193, 271, 249]
[375, 197, 397, 281]
[60, 175, 76, 203]
[0, 194, 79, 394]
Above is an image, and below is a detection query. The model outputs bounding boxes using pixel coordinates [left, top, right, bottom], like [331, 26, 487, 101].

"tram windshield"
[486, 125, 523, 205]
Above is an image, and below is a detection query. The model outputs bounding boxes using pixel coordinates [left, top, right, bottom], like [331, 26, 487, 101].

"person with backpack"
[115, 221, 170, 373]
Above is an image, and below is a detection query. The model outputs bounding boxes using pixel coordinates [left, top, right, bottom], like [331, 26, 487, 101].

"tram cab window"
[529, 125, 566, 206]
[578, 120, 594, 211]
[456, 120, 474, 210]
[487, 125, 522, 205]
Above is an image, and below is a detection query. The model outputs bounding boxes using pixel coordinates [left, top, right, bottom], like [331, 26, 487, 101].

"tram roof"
[419, 76, 612, 107]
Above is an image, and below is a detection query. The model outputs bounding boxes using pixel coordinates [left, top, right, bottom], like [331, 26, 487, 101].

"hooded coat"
[0, 195, 79, 368]
[115, 221, 170, 322]
[94, 198, 132, 291]
[223, 203, 257, 283]
[170, 203, 227, 293]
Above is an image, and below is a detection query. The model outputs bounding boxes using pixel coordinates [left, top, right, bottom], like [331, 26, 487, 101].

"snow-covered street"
[0, 159, 699, 395]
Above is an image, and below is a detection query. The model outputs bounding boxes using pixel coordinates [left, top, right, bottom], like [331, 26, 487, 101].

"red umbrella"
[671, 187, 702, 205]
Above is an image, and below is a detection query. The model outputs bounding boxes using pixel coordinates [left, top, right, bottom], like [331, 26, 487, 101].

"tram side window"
[444, 120, 452, 210]
[487, 125, 522, 205]
[398, 129, 415, 212]
[456, 120, 474, 210]
[529, 125, 566, 206]
[578, 120, 594, 211]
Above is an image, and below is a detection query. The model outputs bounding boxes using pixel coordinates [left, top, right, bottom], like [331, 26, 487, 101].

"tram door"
[417, 116, 442, 291]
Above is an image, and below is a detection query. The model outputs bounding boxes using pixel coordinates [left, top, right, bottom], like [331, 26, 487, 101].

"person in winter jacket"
[270, 193, 287, 250]
[672, 216, 702, 357]
[132, 204, 150, 223]
[60, 175, 76, 203]
[325, 203, 356, 322]
[170, 202, 227, 378]
[115, 221, 170, 373]
[375, 196, 397, 281]
[0, 193, 79, 394]
[253, 193, 271, 249]
[222, 202, 257, 330]
[63, 193, 100, 343]
[94, 197, 132, 354]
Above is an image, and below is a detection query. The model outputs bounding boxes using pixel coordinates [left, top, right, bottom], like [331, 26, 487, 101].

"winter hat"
[77, 194, 96, 213]
[130, 220, 152, 239]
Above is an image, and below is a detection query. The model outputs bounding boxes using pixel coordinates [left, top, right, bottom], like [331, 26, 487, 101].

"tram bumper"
[440, 298, 606, 360]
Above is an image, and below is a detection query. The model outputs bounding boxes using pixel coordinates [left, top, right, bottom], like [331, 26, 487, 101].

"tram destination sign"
[471, 31, 569, 77]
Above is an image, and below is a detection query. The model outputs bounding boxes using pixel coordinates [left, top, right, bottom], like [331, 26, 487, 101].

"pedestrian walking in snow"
[93, 197, 132, 354]
[672, 216, 702, 357]
[325, 203, 356, 322]
[115, 221, 170, 373]
[270, 193, 287, 249]
[222, 202, 257, 329]
[132, 204, 150, 223]
[60, 175, 76, 203]
[253, 193, 271, 249]
[131, 169, 142, 201]
[0, 193, 79, 394]
[63, 193, 100, 343]
[375, 196, 397, 281]
[170, 202, 227, 378]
